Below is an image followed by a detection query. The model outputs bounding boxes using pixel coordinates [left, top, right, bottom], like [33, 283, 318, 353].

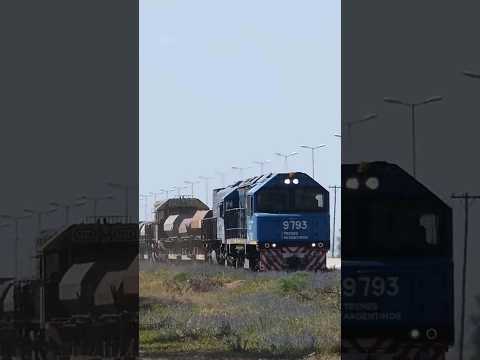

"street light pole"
[184, 181, 200, 197]
[24, 207, 58, 236]
[384, 96, 443, 178]
[199, 176, 213, 205]
[157, 189, 169, 199]
[274, 152, 298, 172]
[50, 201, 86, 226]
[299, 145, 326, 180]
[0, 213, 33, 279]
[173, 185, 188, 197]
[253, 160, 270, 175]
[216, 172, 226, 187]
[107, 182, 132, 219]
[139, 194, 153, 221]
[232, 166, 251, 179]
[345, 113, 377, 151]
[163, 188, 175, 199]
[77, 194, 114, 220]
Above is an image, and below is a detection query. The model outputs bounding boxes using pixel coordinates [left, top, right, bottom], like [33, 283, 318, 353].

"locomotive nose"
[286, 256, 304, 271]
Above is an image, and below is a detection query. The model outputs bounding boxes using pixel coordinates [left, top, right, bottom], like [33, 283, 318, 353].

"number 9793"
[283, 220, 308, 230]
[342, 276, 399, 297]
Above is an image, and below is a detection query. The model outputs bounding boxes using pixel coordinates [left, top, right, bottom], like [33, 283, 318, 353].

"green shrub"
[278, 272, 310, 295]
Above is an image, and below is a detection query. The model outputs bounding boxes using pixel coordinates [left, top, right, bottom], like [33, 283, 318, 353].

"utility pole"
[329, 185, 341, 257]
[451, 192, 480, 360]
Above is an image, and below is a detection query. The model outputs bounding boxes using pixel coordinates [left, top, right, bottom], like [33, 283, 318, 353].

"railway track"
[140, 256, 341, 272]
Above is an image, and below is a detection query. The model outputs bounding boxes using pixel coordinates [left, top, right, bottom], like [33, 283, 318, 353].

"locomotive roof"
[154, 197, 209, 211]
[247, 172, 326, 195]
[38, 223, 139, 253]
[212, 172, 326, 204]
[342, 161, 450, 209]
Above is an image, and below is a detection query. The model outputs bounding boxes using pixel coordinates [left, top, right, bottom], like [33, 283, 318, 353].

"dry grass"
[140, 262, 340, 359]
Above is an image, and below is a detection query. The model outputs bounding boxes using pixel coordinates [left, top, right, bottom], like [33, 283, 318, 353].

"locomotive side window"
[246, 196, 253, 216]
[420, 213, 438, 245]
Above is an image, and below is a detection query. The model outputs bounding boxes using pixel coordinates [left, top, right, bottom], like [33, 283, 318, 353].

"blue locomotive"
[341, 162, 454, 360]
[202, 171, 330, 271]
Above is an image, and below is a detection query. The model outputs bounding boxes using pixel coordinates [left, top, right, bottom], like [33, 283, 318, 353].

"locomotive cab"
[248, 172, 329, 246]
[342, 161, 454, 358]
[247, 172, 330, 271]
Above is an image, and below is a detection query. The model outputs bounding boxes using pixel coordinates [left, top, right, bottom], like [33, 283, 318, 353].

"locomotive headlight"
[311, 243, 316, 247]
[345, 177, 360, 190]
[284, 179, 291, 184]
[272, 243, 277, 248]
[365, 177, 379, 190]
[265, 243, 270, 248]
[410, 329, 420, 339]
[426, 328, 438, 340]
[293, 178, 299, 184]
[317, 242, 324, 248]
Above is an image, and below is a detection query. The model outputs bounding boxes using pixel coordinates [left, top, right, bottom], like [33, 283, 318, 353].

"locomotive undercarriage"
[203, 240, 327, 272]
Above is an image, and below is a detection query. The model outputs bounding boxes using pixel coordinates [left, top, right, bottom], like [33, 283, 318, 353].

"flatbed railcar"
[341, 162, 454, 360]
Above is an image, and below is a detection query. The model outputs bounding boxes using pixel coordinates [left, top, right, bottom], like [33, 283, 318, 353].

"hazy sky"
[342, 2, 480, 358]
[139, 0, 341, 236]
[0, 1, 138, 278]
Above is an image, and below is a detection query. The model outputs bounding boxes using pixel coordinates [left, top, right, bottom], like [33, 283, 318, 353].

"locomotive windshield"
[343, 199, 449, 259]
[256, 187, 326, 213]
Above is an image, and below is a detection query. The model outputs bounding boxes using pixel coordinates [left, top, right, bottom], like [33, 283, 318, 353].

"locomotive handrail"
[225, 207, 246, 212]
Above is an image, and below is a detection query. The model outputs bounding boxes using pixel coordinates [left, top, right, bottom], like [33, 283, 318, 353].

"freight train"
[341, 162, 454, 360]
[141, 171, 331, 271]
[0, 218, 138, 359]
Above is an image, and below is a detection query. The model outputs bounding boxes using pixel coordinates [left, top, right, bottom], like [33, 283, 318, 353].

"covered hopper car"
[0, 220, 138, 359]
